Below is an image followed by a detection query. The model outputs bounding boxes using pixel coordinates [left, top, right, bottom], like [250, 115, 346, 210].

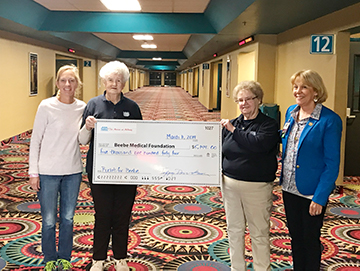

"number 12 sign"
[310, 35, 334, 54]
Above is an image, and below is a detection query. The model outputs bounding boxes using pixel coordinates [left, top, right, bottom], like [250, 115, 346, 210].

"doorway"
[215, 63, 222, 110]
[345, 52, 360, 176]
[210, 61, 222, 111]
[193, 67, 199, 97]
[55, 56, 82, 99]
[164, 72, 176, 86]
[149, 72, 161, 86]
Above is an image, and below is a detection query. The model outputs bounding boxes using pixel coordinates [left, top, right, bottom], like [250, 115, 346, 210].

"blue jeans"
[38, 173, 82, 263]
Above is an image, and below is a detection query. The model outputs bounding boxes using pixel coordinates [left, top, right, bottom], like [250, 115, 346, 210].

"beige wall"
[211, 62, 219, 109]
[96, 60, 107, 96]
[238, 51, 256, 82]
[176, 72, 181, 87]
[143, 72, 149, 86]
[0, 33, 148, 141]
[0, 36, 55, 141]
[198, 65, 211, 109]
[188, 70, 193, 94]
[236, 51, 256, 116]
[161, 72, 165, 86]
[274, 3, 360, 183]
[193, 68, 199, 96]
[220, 53, 239, 120]
[135, 69, 141, 89]
[0, 35, 98, 141]
[257, 35, 277, 104]
[275, 39, 338, 123]
[219, 36, 276, 120]
[82, 59, 98, 103]
[184, 72, 188, 92]
[187, 71, 194, 96]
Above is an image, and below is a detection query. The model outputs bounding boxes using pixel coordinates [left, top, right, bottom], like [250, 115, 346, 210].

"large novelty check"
[93, 120, 222, 186]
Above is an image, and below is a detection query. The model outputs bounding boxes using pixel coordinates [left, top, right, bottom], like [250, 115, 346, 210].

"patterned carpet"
[1, 86, 360, 270]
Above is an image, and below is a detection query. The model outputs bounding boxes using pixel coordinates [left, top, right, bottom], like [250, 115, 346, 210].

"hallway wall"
[177, 4, 360, 183]
[0, 33, 144, 141]
[0, 31, 55, 141]
[0, 32, 102, 141]
[275, 2, 360, 183]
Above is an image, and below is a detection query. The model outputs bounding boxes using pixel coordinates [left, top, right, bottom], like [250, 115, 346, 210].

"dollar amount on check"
[93, 120, 222, 186]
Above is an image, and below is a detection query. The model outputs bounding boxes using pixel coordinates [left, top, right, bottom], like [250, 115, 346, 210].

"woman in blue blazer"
[280, 70, 342, 271]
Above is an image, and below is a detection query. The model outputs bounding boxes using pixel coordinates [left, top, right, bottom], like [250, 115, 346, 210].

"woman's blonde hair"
[56, 65, 82, 97]
[290, 70, 328, 103]
[233, 80, 264, 103]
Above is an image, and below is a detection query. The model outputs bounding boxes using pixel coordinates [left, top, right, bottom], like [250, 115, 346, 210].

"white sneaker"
[89, 260, 105, 271]
[114, 259, 129, 271]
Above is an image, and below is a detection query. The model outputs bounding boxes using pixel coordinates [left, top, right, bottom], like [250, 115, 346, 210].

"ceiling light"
[100, 0, 141, 11]
[141, 43, 157, 49]
[133, 35, 153, 41]
[152, 57, 162, 60]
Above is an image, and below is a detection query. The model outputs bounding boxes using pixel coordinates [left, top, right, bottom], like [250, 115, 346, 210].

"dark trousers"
[89, 173, 137, 260]
[282, 191, 326, 271]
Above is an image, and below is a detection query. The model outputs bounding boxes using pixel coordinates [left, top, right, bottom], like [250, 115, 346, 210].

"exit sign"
[310, 35, 334, 54]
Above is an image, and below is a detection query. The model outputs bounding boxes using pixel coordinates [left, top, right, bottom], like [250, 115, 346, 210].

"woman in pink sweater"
[28, 65, 86, 271]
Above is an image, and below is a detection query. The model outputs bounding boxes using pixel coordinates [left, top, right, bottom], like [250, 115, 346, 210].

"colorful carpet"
[1, 87, 360, 270]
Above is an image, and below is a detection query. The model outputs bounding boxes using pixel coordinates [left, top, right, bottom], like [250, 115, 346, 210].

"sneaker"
[89, 260, 105, 271]
[44, 261, 57, 271]
[114, 259, 129, 271]
[57, 259, 73, 271]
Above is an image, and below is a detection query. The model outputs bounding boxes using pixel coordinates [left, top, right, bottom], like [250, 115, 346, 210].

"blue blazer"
[280, 104, 342, 206]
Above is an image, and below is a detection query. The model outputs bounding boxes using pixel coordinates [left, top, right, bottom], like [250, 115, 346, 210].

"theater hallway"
[0, 86, 360, 271]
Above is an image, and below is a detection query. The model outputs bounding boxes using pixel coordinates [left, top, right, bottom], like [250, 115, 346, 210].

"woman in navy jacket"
[280, 70, 342, 271]
[221, 81, 279, 271]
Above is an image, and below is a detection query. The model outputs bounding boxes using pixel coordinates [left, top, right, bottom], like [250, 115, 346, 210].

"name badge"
[281, 121, 290, 138]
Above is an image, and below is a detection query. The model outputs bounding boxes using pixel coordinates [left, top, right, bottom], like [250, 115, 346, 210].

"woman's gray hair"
[233, 80, 264, 103]
[99, 61, 130, 84]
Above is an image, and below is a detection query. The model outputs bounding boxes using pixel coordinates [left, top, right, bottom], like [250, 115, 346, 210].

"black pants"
[282, 191, 327, 271]
[89, 173, 137, 260]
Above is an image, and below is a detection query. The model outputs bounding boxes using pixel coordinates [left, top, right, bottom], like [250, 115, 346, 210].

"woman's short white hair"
[99, 61, 130, 84]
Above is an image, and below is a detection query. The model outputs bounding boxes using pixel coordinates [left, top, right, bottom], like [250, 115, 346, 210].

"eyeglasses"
[236, 96, 257, 104]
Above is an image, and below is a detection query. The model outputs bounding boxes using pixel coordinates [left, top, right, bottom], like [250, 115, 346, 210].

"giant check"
[93, 120, 222, 186]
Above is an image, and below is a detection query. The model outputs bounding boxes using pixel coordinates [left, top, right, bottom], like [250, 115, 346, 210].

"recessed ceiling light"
[100, 0, 141, 11]
[152, 57, 162, 60]
[141, 43, 157, 49]
[133, 35, 153, 40]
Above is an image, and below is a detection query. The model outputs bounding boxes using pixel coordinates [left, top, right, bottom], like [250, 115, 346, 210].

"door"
[193, 67, 199, 97]
[149, 72, 161, 86]
[345, 54, 360, 175]
[215, 63, 222, 110]
[55, 58, 81, 99]
[164, 72, 176, 86]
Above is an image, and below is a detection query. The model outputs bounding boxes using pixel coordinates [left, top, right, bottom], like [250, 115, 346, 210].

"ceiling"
[1, 0, 360, 71]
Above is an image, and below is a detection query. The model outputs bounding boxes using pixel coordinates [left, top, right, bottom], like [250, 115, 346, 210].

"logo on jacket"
[123, 111, 130, 117]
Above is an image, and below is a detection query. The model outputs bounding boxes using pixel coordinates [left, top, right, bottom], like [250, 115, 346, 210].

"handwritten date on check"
[93, 120, 222, 186]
